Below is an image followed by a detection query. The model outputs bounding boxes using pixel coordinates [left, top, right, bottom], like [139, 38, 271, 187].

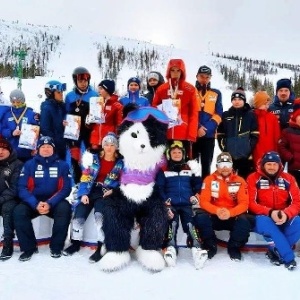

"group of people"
[0, 58, 300, 271]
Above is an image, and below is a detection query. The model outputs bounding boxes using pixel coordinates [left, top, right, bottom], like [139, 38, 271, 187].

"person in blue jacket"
[1, 89, 39, 162]
[63, 132, 123, 262]
[14, 136, 72, 261]
[0, 87, 11, 135]
[40, 80, 67, 160]
[269, 78, 295, 130]
[64, 67, 98, 180]
[119, 77, 150, 108]
[156, 140, 207, 268]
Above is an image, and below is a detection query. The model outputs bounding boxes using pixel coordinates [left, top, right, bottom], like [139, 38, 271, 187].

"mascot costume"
[99, 106, 169, 272]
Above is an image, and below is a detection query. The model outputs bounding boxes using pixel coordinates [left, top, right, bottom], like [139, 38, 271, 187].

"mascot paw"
[135, 246, 165, 272]
[187, 159, 202, 176]
[99, 251, 130, 272]
[163, 246, 177, 267]
[81, 151, 94, 169]
[192, 247, 208, 270]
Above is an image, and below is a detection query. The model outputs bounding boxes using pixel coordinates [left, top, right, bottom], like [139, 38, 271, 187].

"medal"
[75, 107, 80, 112]
[16, 125, 19, 130]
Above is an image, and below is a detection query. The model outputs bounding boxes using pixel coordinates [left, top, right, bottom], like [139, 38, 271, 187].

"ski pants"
[14, 200, 71, 252]
[193, 210, 253, 248]
[254, 215, 300, 263]
[0, 199, 19, 240]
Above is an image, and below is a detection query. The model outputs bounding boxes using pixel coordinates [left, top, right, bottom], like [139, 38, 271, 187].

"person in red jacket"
[193, 152, 252, 261]
[248, 151, 300, 270]
[89, 79, 123, 151]
[152, 59, 199, 158]
[278, 98, 300, 185]
[252, 91, 280, 167]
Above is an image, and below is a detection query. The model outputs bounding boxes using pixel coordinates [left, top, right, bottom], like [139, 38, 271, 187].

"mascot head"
[118, 106, 169, 171]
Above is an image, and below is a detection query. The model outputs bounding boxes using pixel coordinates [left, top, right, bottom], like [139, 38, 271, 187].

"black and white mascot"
[99, 106, 169, 272]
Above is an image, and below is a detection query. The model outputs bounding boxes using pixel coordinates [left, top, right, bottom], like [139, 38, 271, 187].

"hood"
[166, 59, 186, 81]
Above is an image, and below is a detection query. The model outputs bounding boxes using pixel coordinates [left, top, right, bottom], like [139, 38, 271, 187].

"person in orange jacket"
[193, 152, 253, 261]
[152, 58, 198, 158]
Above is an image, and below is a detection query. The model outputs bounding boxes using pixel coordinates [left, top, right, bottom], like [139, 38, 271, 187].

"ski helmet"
[44, 80, 66, 98]
[72, 66, 91, 86]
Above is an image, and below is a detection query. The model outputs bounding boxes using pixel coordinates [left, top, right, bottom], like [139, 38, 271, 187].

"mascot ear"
[123, 103, 139, 119]
[143, 116, 168, 148]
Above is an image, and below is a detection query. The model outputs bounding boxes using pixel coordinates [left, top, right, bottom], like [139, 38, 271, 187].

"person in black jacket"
[217, 87, 259, 178]
[0, 137, 23, 260]
[144, 71, 165, 105]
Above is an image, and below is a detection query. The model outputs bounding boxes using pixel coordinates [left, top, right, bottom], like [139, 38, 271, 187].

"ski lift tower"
[14, 48, 29, 90]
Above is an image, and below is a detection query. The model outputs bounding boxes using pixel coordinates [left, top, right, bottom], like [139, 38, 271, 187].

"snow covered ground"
[0, 26, 299, 300]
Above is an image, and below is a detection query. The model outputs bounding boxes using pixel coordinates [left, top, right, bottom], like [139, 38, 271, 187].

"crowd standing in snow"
[0, 60, 300, 271]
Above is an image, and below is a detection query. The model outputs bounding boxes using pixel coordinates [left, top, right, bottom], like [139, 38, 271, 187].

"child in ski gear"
[119, 77, 149, 107]
[40, 80, 67, 160]
[156, 140, 207, 268]
[63, 132, 123, 263]
[252, 91, 280, 167]
[217, 87, 259, 178]
[1, 89, 39, 162]
[144, 71, 165, 105]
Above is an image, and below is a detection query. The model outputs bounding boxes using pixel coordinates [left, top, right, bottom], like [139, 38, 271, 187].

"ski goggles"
[76, 73, 90, 81]
[217, 162, 233, 169]
[45, 82, 67, 92]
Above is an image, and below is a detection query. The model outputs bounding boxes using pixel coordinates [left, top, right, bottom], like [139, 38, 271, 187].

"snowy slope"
[0, 22, 300, 300]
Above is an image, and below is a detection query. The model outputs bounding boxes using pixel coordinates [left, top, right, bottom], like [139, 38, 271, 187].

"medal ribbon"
[11, 106, 28, 128]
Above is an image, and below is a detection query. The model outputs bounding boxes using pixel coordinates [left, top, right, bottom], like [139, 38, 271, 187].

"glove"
[81, 151, 94, 169]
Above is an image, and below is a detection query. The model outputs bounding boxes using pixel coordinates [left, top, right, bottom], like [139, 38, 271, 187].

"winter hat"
[290, 98, 300, 122]
[102, 132, 118, 149]
[231, 87, 246, 102]
[9, 89, 26, 103]
[0, 137, 12, 153]
[261, 151, 281, 166]
[197, 65, 212, 76]
[127, 77, 141, 88]
[216, 152, 233, 164]
[147, 72, 159, 81]
[276, 78, 292, 93]
[253, 91, 271, 108]
[98, 79, 115, 95]
[37, 136, 55, 150]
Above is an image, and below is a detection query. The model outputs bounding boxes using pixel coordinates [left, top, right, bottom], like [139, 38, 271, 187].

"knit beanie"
[231, 87, 246, 102]
[0, 137, 12, 153]
[102, 132, 118, 149]
[197, 65, 212, 76]
[37, 136, 55, 150]
[261, 151, 281, 166]
[9, 89, 26, 103]
[147, 72, 159, 81]
[253, 91, 271, 108]
[290, 98, 300, 122]
[127, 77, 141, 88]
[276, 78, 292, 93]
[98, 79, 115, 95]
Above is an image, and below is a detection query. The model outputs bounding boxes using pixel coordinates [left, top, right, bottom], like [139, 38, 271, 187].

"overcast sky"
[2, 0, 300, 64]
